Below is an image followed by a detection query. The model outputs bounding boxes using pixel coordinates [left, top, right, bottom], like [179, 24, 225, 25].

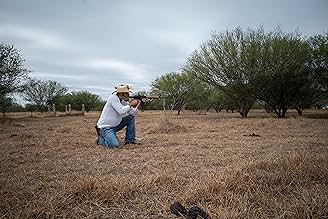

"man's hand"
[129, 99, 141, 108]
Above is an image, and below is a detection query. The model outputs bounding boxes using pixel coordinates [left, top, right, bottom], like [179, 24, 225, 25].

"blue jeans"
[97, 115, 136, 148]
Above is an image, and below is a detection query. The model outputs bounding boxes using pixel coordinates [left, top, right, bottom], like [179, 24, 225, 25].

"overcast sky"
[1, 0, 327, 100]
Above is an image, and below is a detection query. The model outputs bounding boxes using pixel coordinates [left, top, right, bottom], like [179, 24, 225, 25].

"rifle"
[130, 94, 160, 111]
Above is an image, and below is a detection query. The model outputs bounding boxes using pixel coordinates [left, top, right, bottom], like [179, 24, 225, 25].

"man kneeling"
[96, 84, 140, 148]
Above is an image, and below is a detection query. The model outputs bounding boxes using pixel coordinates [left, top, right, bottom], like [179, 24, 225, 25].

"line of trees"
[23, 79, 104, 113]
[0, 43, 105, 116]
[151, 27, 328, 118]
[1, 27, 328, 118]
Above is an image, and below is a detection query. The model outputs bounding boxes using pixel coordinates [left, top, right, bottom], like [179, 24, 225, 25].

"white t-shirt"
[97, 94, 138, 128]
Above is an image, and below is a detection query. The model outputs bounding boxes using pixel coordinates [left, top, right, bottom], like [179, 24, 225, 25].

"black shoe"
[187, 206, 209, 219]
[170, 202, 188, 216]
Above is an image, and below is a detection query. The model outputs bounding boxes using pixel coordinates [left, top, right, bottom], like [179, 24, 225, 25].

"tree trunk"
[239, 109, 249, 118]
[281, 110, 287, 118]
[214, 105, 223, 113]
[296, 108, 303, 116]
[276, 109, 287, 118]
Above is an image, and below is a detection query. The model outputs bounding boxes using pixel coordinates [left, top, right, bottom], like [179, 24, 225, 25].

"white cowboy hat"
[114, 84, 134, 93]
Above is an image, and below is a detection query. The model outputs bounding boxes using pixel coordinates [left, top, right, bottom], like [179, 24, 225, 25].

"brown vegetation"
[0, 110, 328, 218]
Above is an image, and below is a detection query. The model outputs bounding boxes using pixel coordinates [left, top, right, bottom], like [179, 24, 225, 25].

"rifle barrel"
[131, 95, 160, 100]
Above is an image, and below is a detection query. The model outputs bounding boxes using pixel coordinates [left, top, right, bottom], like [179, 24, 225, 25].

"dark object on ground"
[170, 202, 210, 218]
[243, 133, 260, 137]
[170, 202, 188, 216]
[10, 134, 17, 137]
[187, 206, 210, 219]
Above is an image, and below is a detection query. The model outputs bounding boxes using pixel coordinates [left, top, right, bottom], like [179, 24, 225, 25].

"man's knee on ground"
[107, 138, 120, 148]
[98, 135, 120, 148]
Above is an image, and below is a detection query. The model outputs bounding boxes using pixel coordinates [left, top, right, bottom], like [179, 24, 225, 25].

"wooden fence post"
[53, 103, 56, 117]
[82, 104, 85, 115]
[163, 99, 166, 112]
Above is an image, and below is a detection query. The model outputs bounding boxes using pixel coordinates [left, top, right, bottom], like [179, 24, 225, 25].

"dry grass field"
[1, 110, 328, 219]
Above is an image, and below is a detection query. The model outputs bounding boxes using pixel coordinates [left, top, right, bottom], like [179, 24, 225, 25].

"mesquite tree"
[308, 33, 328, 98]
[186, 80, 211, 112]
[151, 72, 196, 115]
[257, 31, 311, 118]
[24, 79, 67, 112]
[184, 27, 267, 118]
[0, 44, 29, 115]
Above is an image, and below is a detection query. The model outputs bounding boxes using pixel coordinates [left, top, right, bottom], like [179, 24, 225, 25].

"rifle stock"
[94, 125, 100, 136]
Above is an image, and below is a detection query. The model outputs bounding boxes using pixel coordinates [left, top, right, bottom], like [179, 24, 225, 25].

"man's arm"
[128, 99, 141, 116]
[110, 96, 131, 115]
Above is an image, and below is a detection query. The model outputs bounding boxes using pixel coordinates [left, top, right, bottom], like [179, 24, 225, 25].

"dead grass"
[0, 109, 328, 218]
[146, 114, 188, 134]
